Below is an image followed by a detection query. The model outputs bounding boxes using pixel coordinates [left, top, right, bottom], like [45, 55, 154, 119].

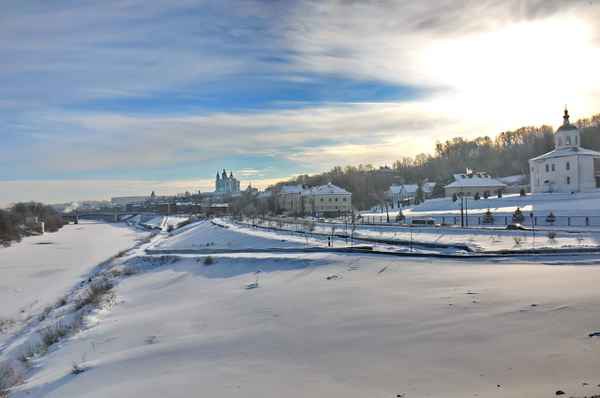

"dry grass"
[74, 279, 114, 311]
[38, 305, 53, 322]
[0, 319, 15, 335]
[40, 322, 70, 348]
[56, 295, 68, 308]
[513, 236, 524, 246]
[0, 362, 23, 397]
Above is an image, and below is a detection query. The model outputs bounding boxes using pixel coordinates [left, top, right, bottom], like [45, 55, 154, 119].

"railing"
[356, 214, 600, 228]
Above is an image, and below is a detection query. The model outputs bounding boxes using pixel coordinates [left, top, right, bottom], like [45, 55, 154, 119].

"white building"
[529, 109, 600, 193]
[444, 171, 506, 198]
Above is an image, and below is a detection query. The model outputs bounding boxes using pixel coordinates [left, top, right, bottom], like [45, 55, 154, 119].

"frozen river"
[0, 221, 148, 341]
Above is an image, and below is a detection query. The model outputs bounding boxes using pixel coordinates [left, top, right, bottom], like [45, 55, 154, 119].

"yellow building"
[303, 183, 352, 216]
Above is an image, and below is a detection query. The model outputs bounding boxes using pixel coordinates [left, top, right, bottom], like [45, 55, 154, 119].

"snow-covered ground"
[139, 216, 190, 232]
[249, 218, 600, 252]
[0, 222, 149, 343]
[4, 220, 600, 398]
[363, 190, 600, 225]
[153, 220, 308, 251]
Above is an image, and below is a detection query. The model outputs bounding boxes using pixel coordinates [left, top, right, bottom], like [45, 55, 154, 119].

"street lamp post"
[530, 212, 535, 251]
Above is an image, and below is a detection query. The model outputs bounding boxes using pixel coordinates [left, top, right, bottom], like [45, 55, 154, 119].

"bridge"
[61, 211, 153, 223]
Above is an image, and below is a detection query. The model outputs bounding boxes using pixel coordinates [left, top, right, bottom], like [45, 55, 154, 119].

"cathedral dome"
[556, 108, 578, 133]
[557, 123, 577, 132]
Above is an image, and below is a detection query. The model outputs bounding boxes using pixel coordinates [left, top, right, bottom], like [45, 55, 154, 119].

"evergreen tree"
[546, 211, 556, 225]
[395, 209, 405, 222]
[512, 208, 525, 223]
[415, 184, 424, 204]
[482, 208, 494, 224]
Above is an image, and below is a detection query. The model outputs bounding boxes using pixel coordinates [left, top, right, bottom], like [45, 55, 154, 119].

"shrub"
[56, 296, 68, 308]
[71, 361, 86, 375]
[482, 209, 494, 224]
[513, 236, 523, 246]
[474, 192, 480, 200]
[203, 256, 215, 266]
[40, 322, 70, 348]
[0, 362, 22, 397]
[38, 305, 53, 322]
[483, 191, 490, 199]
[122, 267, 139, 276]
[512, 208, 525, 223]
[75, 279, 114, 310]
[395, 211, 405, 222]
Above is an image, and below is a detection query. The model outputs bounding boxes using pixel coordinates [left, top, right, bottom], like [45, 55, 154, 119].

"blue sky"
[2, 0, 600, 204]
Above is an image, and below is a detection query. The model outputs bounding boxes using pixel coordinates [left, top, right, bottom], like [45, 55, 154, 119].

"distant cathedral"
[215, 169, 240, 194]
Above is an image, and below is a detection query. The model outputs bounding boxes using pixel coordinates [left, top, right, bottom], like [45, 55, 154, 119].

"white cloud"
[3, 1, 600, 204]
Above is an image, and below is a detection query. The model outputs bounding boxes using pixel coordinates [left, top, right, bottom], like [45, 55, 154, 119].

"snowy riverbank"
[0, 221, 150, 345]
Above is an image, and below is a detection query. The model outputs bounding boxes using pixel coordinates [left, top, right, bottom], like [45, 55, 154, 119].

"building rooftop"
[279, 185, 304, 194]
[306, 183, 351, 195]
[445, 172, 506, 189]
[530, 146, 600, 162]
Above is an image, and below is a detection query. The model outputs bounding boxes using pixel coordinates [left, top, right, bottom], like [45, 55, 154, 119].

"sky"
[2, 0, 600, 205]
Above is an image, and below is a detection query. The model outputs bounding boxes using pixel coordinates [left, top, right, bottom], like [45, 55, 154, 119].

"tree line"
[0, 202, 65, 246]
[271, 113, 600, 210]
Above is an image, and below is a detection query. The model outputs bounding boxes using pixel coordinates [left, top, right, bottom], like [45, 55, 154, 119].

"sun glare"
[424, 15, 600, 130]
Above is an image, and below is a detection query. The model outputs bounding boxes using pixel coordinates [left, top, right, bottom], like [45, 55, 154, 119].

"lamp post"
[530, 212, 535, 251]
[459, 192, 464, 228]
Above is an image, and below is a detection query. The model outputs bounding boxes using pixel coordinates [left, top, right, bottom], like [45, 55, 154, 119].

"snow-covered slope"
[153, 219, 307, 251]
[387, 190, 600, 217]
[9, 252, 600, 398]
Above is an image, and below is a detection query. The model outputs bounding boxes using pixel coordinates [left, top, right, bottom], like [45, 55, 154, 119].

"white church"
[529, 109, 600, 193]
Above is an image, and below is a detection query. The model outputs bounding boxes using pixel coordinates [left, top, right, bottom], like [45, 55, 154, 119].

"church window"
[566, 136, 571, 145]
[335, 198, 338, 202]
[545, 164, 549, 172]
[566, 161, 570, 171]
[343, 198, 347, 202]
[551, 164, 555, 172]
[567, 176, 571, 185]
[558, 138, 562, 146]
[575, 136, 578, 145]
